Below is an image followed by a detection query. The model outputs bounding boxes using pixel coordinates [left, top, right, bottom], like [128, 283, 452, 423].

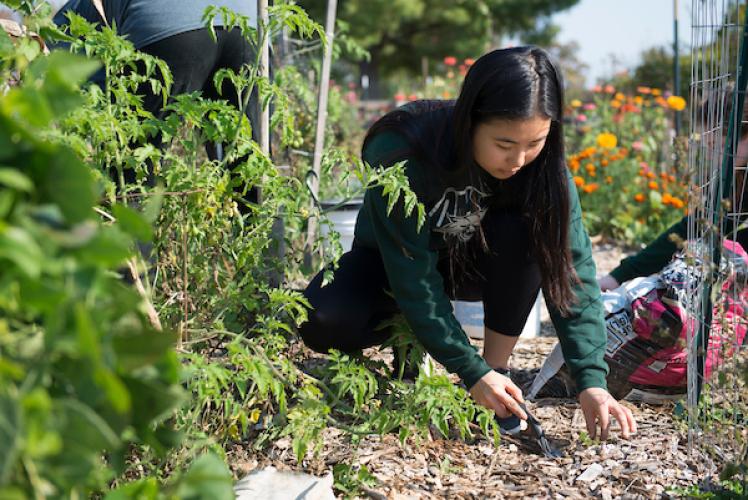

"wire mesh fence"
[687, 0, 748, 484]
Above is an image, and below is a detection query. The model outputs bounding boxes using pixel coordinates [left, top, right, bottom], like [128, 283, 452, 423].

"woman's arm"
[607, 216, 688, 284]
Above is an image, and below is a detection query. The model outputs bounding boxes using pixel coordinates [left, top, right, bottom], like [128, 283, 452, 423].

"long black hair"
[363, 46, 579, 314]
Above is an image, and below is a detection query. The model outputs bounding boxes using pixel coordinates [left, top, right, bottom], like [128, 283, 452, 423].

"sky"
[550, 0, 691, 86]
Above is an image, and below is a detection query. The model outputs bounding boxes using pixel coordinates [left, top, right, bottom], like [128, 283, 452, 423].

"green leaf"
[58, 398, 121, 451]
[105, 477, 159, 500]
[73, 226, 131, 267]
[0, 226, 43, 278]
[172, 453, 233, 500]
[0, 391, 21, 485]
[28, 50, 101, 88]
[95, 368, 132, 415]
[0, 24, 12, 57]
[123, 377, 183, 428]
[42, 148, 96, 223]
[0, 168, 32, 192]
[113, 330, 178, 371]
[112, 204, 153, 242]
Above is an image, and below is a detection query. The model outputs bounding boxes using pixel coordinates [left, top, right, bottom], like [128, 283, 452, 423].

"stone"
[234, 467, 335, 500]
[576, 463, 604, 483]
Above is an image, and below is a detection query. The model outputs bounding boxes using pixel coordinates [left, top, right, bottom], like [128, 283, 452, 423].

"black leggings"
[299, 211, 542, 354]
[126, 27, 260, 202]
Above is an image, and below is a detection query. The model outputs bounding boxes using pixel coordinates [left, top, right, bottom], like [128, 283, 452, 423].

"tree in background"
[299, 0, 579, 97]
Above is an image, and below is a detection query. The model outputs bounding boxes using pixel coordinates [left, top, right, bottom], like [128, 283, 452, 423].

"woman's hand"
[468, 370, 527, 420]
[579, 387, 637, 440]
[597, 274, 620, 291]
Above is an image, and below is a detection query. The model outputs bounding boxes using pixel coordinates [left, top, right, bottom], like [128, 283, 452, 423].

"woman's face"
[472, 116, 552, 180]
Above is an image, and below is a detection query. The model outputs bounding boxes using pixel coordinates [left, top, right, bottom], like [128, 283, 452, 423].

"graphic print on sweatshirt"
[429, 186, 489, 243]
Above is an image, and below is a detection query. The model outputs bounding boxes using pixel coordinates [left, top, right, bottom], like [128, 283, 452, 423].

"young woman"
[300, 46, 636, 440]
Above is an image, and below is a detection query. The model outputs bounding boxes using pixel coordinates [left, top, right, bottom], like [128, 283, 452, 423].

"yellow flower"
[634, 96, 644, 105]
[667, 95, 687, 111]
[610, 99, 622, 109]
[651, 88, 662, 96]
[615, 92, 626, 101]
[596, 132, 618, 149]
[570, 99, 582, 108]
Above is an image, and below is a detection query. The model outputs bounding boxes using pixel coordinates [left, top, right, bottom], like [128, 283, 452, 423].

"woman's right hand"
[597, 274, 620, 291]
[468, 370, 527, 420]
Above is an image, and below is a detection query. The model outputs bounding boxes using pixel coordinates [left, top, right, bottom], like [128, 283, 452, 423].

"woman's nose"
[510, 150, 527, 168]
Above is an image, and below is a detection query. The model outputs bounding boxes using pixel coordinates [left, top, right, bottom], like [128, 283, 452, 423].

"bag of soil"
[527, 239, 748, 403]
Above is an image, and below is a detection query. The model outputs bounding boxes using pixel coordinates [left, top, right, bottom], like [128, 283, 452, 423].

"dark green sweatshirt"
[354, 130, 609, 391]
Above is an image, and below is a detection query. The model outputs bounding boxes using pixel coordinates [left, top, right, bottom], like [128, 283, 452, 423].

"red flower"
[464, 57, 475, 66]
[408, 94, 418, 101]
[443, 56, 457, 66]
[394, 92, 406, 101]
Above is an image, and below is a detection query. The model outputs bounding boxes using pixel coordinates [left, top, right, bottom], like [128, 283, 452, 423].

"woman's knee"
[298, 303, 346, 353]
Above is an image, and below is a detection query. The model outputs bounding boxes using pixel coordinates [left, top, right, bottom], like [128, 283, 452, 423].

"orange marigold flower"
[615, 92, 626, 101]
[648, 181, 659, 190]
[671, 197, 685, 208]
[573, 176, 585, 187]
[634, 193, 646, 203]
[568, 159, 580, 172]
[596, 132, 618, 149]
[601, 159, 609, 166]
[610, 99, 622, 109]
[585, 163, 596, 172]
[646, 171, 656, 179]
[668, 175, 676, 182]
[634, 95, 644, 105]
[660, 172, 668, 180]
[464, 57, 475, 66]
[667, 95, 687, 111]
[605, 176, 613, 184]
[652, 88, 662, 96]
[570, 99, 582, 108]
[637, 86, 652, 94]
[583, 183, 600, 193]
[662, 193, 673, 204]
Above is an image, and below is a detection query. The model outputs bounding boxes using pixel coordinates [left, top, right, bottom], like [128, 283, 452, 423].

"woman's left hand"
[578, 387, 637, 440]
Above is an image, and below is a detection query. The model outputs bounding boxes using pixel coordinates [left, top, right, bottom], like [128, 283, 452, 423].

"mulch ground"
[227, 240, 723, 499]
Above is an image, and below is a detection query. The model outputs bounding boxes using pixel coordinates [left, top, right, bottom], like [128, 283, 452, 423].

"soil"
[228, 240, 721, 499]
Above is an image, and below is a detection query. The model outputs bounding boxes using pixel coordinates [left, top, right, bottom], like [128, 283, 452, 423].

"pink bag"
[529, 239, 748, 403]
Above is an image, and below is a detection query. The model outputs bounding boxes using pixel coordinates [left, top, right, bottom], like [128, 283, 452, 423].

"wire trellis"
[687, 0, 748, 483]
